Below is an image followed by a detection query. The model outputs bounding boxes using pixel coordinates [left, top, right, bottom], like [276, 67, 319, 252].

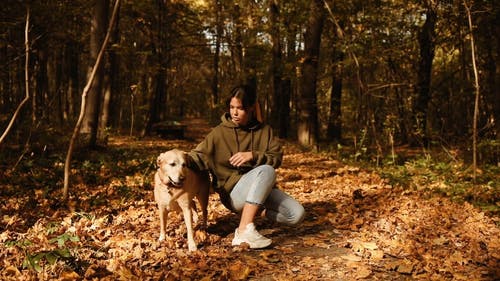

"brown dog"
[154, 149, 210, 251]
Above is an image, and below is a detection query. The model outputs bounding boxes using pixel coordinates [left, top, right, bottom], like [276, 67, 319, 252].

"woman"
[188, 84, 305, 249]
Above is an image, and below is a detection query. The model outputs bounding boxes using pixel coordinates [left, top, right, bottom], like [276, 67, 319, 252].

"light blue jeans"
[229, 165, 305, 226]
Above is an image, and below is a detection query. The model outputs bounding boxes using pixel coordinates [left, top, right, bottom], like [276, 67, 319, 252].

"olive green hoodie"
[188, 113, 282, 194]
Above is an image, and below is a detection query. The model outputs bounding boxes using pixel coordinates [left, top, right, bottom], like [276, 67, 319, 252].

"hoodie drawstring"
[234, 128, 240, 152]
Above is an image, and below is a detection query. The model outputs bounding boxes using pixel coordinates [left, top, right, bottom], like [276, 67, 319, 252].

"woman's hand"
[229, 152, 253, 167]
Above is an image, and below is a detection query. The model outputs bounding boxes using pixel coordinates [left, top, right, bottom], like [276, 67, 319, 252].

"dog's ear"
[157, 153, 164, 167]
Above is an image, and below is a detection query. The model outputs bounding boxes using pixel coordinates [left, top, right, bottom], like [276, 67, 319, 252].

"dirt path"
[0, 119, 498, 280]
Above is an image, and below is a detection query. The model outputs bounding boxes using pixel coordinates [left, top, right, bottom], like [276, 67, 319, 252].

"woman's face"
[229, 97, 252, 126]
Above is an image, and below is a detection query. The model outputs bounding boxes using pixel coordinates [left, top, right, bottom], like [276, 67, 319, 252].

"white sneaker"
[231, 223, 272, 249]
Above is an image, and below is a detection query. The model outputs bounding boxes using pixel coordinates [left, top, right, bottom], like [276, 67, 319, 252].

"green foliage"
[5, 239, 33, 249]
[377, 154, 500, 215]
[22, 248, 72, 273]
[477, 139, 500, 165]
[5, 231, 79, 273]
[49, 233, 80, 248]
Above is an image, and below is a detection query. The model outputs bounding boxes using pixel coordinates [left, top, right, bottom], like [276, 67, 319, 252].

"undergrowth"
[333, 145, 500, 217]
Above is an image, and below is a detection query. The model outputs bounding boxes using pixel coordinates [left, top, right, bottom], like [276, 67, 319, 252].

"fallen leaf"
[229, 262, 252, 280]
[361, 241, 378, 250]
[356, 266, 372, 279]
[59, 271, 80, 281]
[397, 260, 414, 274]
[260, 250, 281, 263]
[195, 229, 207, 242]
[449, 251, 467, 265]
[341, 254, 362, 262]
[369, 250, 384, 260]
[2, 266, 21, 278]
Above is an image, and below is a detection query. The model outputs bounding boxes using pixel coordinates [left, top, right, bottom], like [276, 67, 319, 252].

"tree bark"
[414, 1, 436, 146]
[281, 12, 297, 139]
[81, 0, 109, 147]
[211, 0, 222, 108]
[100, 1, 120, 135]
[34, 48, 48, 124]
[143, 0, 168, 137]
[489, 6, 500, 140]
[327, 48, 343, 141]
[270, 0, 283, 133]
[297, 0, 324, 148]
[232, 3, 244, 83]
[65, 40, 79, 122]
[279, 79, 291, 138]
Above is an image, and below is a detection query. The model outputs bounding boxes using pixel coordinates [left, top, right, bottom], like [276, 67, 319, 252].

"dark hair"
[227, 84, 256, 110]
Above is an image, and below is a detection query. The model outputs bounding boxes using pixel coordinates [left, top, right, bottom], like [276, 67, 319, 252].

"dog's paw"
[192, 212, 199, 224]
[159, 234, 165, 241]
[187, 241, 197, 251]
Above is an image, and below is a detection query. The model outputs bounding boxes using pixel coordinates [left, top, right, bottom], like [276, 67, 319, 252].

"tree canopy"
[0, 0, 498, 154]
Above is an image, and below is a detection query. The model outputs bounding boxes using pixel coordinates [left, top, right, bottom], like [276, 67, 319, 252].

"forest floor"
[0, 119, 499, 280]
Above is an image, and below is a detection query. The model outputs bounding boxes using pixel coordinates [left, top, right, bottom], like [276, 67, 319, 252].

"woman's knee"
[257, 164, 276, 181]
[288, 204, 305, 226]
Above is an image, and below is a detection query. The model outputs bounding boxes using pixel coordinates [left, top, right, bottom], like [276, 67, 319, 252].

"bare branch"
[0, 6, 31, 146]
[63, 0, 121, 201]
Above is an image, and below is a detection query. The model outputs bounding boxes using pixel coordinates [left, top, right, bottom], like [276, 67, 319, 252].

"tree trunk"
[81, 0, 109, 147]
[34, 49, 48, 124]
[297, 0, 324, 148]
[100, 1, 120, 135]
[143, 0, 167, 137]
[414, 1, 436, 146]
[282, 15, 297, 139]
[211, 0, 222, 108]
[492, 9, 500, 139]
[65, 40, 79, 122]
[279, 79, 291, 138]
[464, 1, 481, 180]
[270, 0, 283, 131]
[232, 3, 244, 83]
[327, 48, 343, 141]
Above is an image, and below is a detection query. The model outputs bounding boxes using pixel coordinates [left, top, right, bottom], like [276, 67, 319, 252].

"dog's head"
[157, 149, 188, 187]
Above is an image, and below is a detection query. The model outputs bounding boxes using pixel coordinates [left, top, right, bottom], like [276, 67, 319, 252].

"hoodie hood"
[221, 112, 262, 131]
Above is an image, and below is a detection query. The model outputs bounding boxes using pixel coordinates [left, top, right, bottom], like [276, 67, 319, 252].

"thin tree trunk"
[65, 40, 79, 121]
[100, 1, 120, 137]
[282, 15, 296, 139]
[211, 0, 222, 108]
[0, 6, 30, 146]
[279, 79, 291, 138]
[232, 4, 243, 83]
[327, 48, 343, 141]
[63, 0, 120, 201]
[464, 1, 480, 181]
[270, 0, 283, 131]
